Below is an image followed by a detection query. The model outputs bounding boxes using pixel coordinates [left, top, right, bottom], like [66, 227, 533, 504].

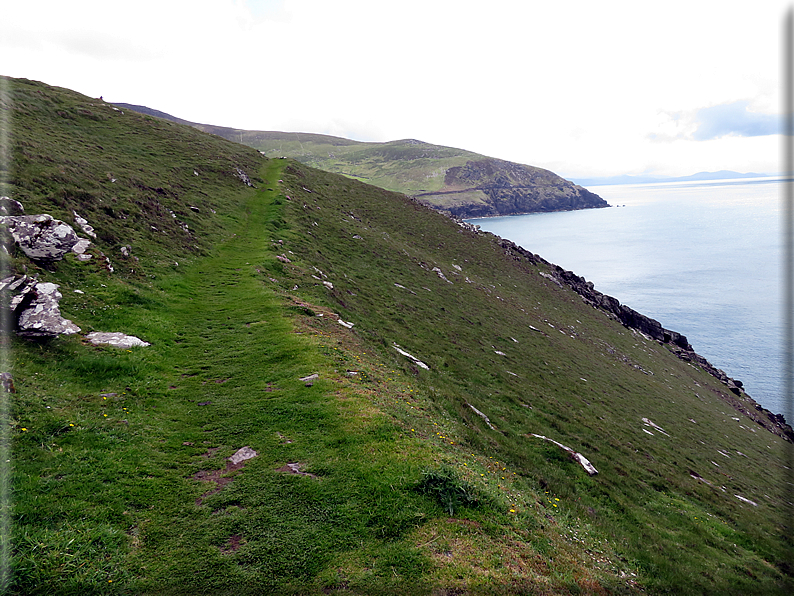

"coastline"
[453, 215, 793, 441]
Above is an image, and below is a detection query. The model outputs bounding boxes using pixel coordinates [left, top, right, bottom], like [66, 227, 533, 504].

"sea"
[467, 177, 788, 416]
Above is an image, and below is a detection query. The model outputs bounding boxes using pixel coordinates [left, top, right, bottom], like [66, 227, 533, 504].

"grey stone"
[85, 331, 150, 348]
[72, 238, 91, 254]
[299, 373, 319, 386]
[235, 167, 254, 187]
[0, 197, 24, 216]
[0, 214, 80, 261]
[17, 282, 80, 337]
[228, 446, 258, 465]
[72, 211, 97, 238]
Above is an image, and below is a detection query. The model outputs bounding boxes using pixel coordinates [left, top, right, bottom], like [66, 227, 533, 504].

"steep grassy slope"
[2, 77, 793, 595]
[114, 104, 608, 218]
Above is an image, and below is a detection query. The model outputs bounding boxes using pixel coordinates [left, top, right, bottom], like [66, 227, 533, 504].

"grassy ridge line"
[112, 104, 605, 217]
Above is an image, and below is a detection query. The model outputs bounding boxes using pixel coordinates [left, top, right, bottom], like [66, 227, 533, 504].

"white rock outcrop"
[86, 332, 150, 348]
[17, 283, 81, 338]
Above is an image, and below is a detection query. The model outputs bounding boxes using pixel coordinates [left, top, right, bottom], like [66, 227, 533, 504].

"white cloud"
[1, 0, 790, 177]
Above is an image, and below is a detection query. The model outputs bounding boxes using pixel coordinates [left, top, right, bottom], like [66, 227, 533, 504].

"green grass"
[116, 110, 607, 217]
[3, 76, 793, 594]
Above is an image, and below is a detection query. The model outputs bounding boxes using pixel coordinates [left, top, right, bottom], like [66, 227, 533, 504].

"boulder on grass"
[17, 283, 80, 338]
[86, 332, 150, 348]
[0, 214, 80, 261]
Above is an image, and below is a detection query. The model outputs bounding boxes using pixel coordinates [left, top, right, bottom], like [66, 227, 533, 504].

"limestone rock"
[72, 211, 97, 238]
[72, 238, 91, 254]
[235, 167, 254, 187]
[228, 446, 258, 465]
[0, 275, 38, 317]
[17, 282, 80, 338]
[86, 332, 150, 348]
[0, 197, 24, 216]
[0, 214, 80, 261]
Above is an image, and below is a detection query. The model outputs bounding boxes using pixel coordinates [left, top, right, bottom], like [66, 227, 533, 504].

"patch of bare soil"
[192, 447, 257, 505]
[220, 534, 244, 555]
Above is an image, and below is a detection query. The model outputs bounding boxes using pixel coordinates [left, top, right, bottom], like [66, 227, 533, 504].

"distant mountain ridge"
[113, 103, 609, 217]
[571, 170, 776, 187]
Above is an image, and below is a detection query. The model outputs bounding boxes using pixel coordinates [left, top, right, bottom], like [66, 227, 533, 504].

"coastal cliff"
[416, 157, 608, 218]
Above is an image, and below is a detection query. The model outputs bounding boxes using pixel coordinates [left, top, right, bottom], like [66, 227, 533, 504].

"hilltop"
[114, 103, 609, 218]
[2, 77, 793, 595]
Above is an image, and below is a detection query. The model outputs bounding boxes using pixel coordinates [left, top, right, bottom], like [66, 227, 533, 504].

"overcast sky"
[1, 0, 790, 178]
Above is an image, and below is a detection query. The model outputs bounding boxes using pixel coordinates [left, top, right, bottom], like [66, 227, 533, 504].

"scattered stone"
[17, 283, 80, 338]
[735, 494, 758, 506]
[299, 373, 319, 386]
[432, 266, 453, 284]
[393, 344, 430, 370]
[642, 417, 670, 436]
[689, 471, 713, 486]
[71, 238, 91, 255]
[529, 433, 598, 475]
[467, 403, 496, 430]
[72, 211, 97, 238]
[98, 251, 114, 272]
[228, 446, 258, 465]
[86, 331, 150, 348]
[275, 462, 318, 478]
[277, 254, 291, 263]
[197, 401, 212, 406]
[539, 271, 563, 287]
[235, 167, 254, 187]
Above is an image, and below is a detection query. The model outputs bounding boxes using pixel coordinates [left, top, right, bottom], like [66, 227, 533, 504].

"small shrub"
[415, 466, 480, 516]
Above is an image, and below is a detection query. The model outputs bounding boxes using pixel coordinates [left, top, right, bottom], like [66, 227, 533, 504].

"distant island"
[570, 170, 776, 187]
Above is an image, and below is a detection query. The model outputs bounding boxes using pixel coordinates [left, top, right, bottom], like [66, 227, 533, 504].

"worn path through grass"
[124, 160, 435, 594]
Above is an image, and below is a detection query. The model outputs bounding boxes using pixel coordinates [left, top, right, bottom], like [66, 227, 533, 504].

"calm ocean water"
[467, 177, 786, 414]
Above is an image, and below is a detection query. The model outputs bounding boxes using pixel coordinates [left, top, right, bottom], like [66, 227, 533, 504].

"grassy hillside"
[2, 77, 793, 595]
[113, 105, 608, 218]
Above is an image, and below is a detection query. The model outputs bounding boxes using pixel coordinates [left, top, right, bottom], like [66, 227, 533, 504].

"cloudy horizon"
[1, 0, 789, 179]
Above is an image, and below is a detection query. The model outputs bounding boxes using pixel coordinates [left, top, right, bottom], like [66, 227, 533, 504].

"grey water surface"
[468, 177, 785, 414]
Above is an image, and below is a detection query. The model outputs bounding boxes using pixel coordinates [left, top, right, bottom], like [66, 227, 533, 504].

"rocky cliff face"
[416, 158, 608, 218]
